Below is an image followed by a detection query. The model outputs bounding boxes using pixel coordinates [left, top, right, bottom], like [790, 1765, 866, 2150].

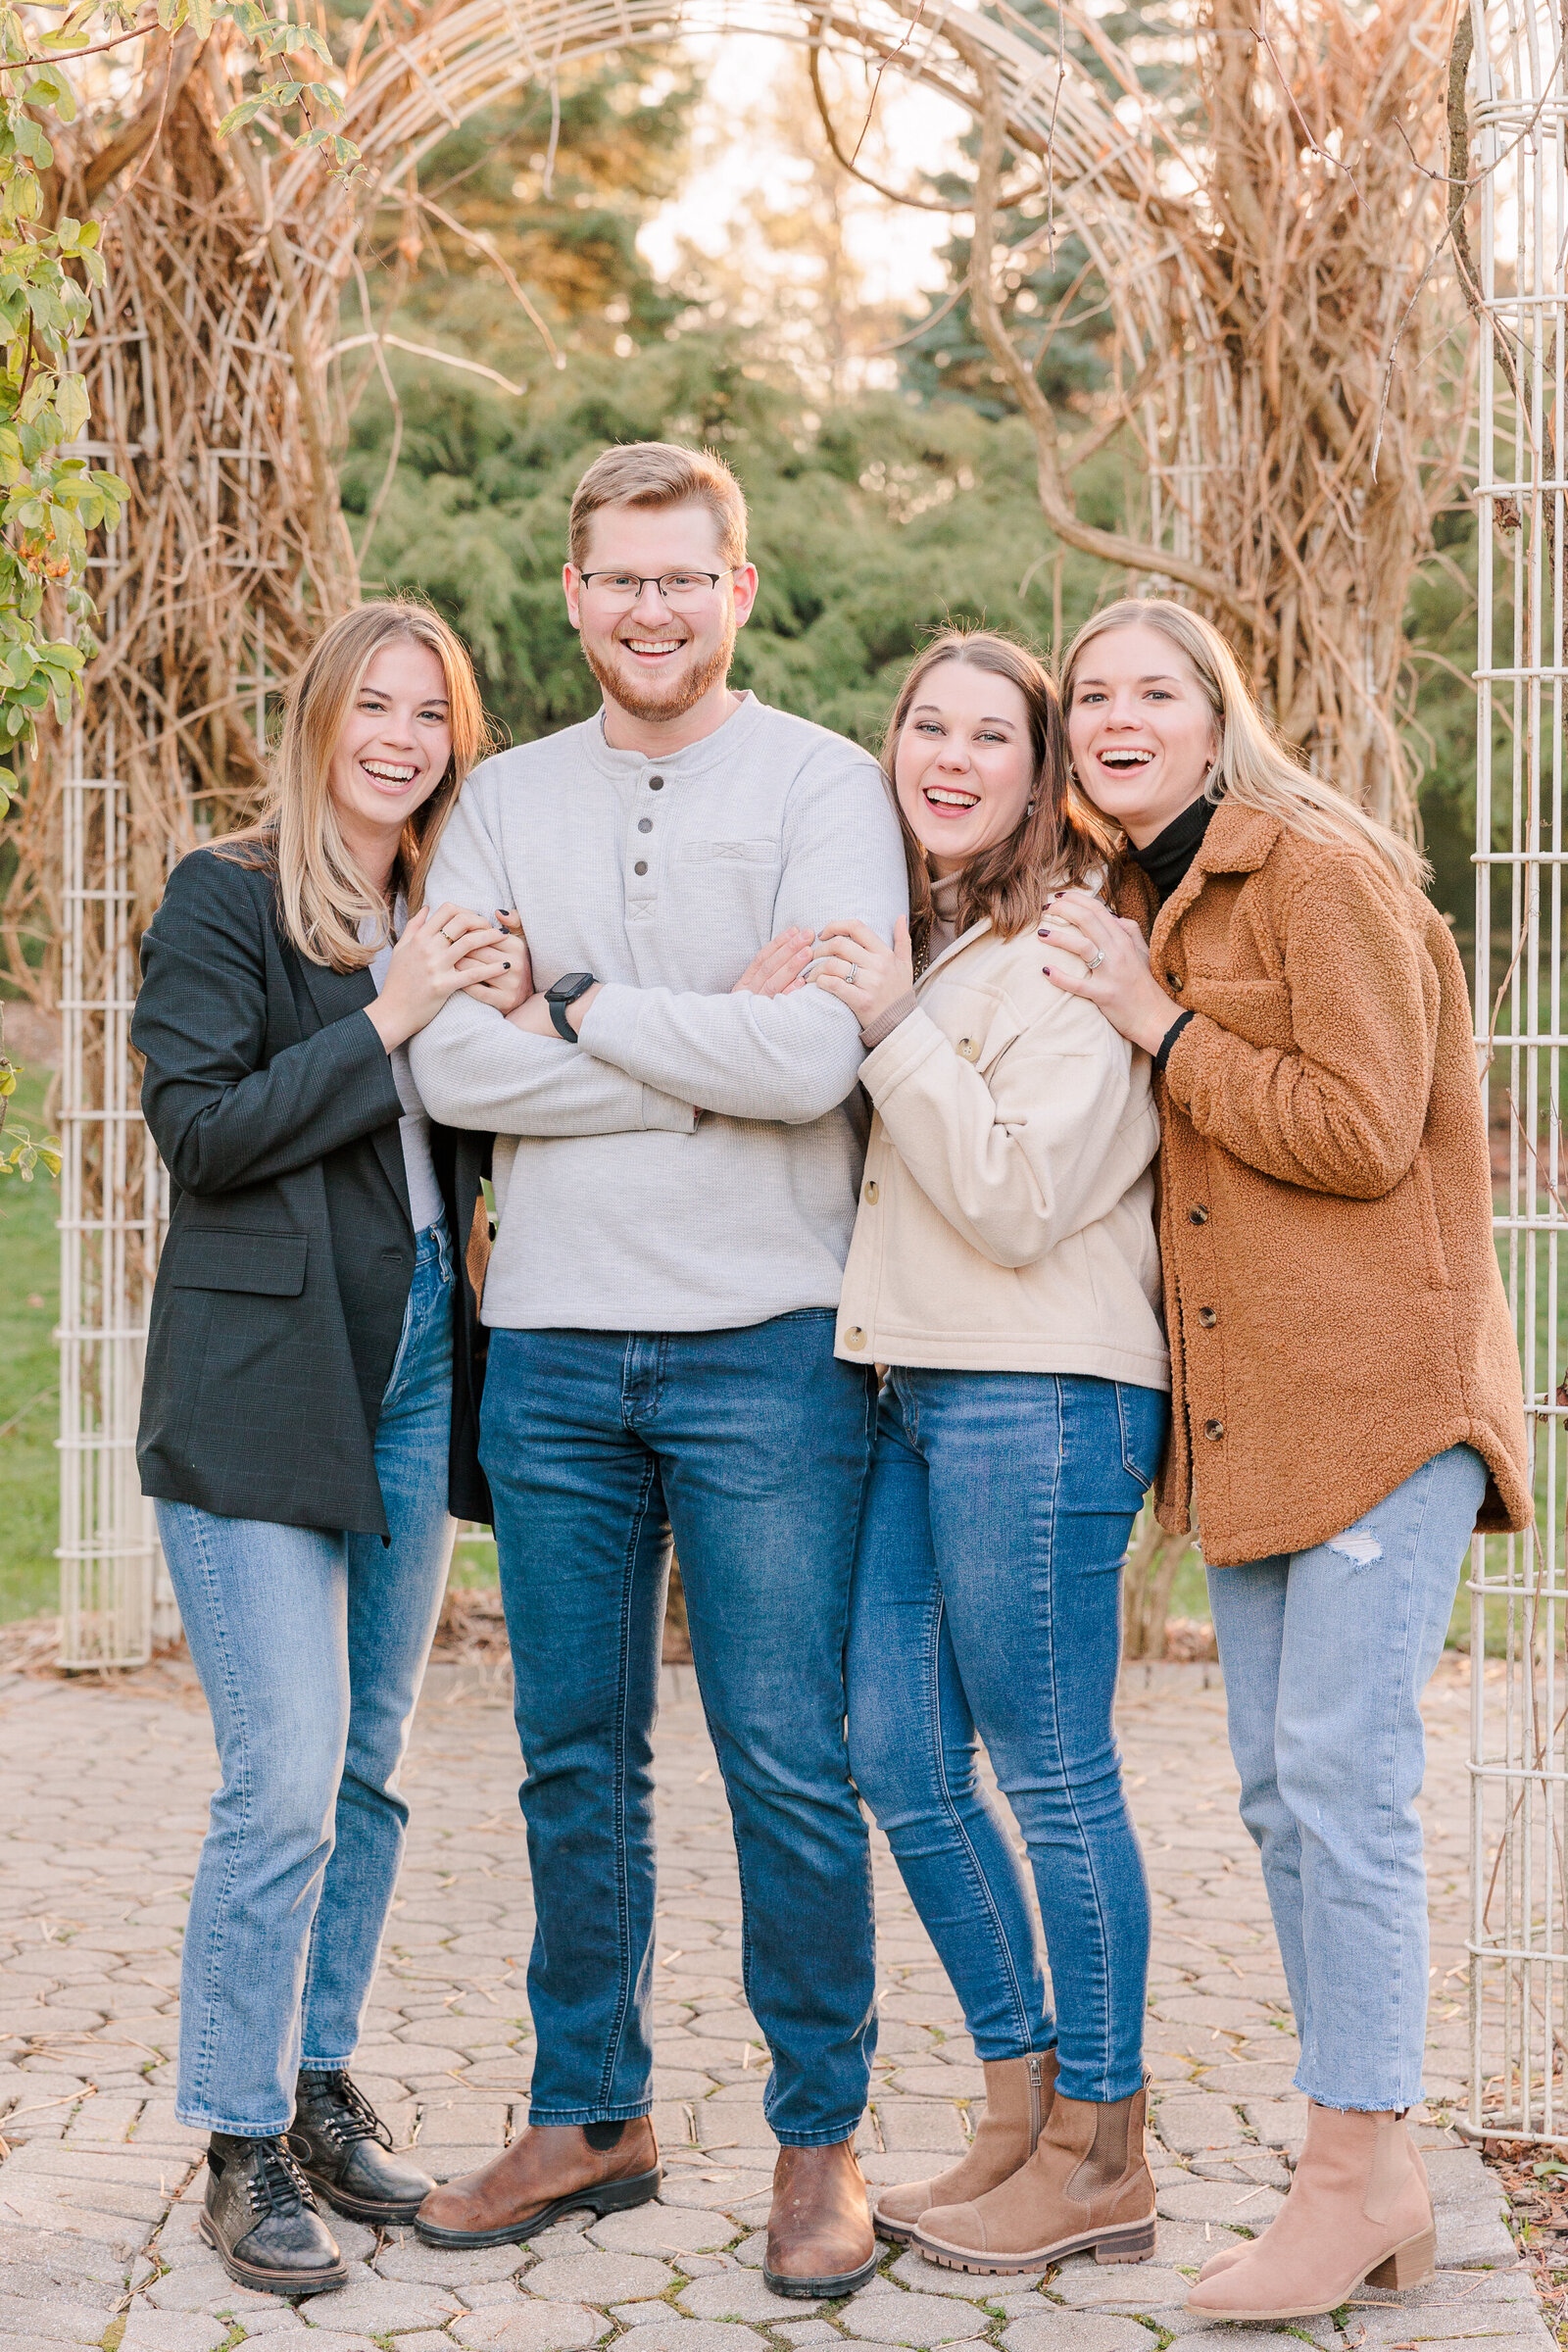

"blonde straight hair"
[1059, 599, 1428, 891]
[216, 600, 498, 972]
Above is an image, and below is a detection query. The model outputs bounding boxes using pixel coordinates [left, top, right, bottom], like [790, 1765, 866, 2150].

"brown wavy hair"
[883, 628, 1117, 965]
[215, 599, 500, 972]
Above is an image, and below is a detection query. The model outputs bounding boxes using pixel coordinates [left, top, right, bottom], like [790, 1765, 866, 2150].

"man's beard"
[582, 615, 736, 725]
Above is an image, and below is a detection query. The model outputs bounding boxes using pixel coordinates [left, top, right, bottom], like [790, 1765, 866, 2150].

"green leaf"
[217, 95, 269, 135]
[54, 371, 87, 441]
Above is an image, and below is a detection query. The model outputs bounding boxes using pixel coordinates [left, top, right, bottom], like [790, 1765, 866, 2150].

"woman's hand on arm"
[367, 903, 511, 1053]
[1038, 888, 1179, 1056]
[811, 916, 914, 1029]
[731, 926, 815, 998]
[455, 906, 533, 1015]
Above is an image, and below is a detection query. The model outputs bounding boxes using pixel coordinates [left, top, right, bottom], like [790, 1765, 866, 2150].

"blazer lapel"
[294, 951, 413, 1227]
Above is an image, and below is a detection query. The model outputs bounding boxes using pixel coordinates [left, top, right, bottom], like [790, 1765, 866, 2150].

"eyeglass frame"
[572, 566, 742, 605]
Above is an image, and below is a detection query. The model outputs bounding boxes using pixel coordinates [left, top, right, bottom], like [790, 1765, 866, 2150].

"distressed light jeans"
[846, 1370, 1166, 2103]
[156, 1217, 456, 2135]
[1205, 1444, 1488, 2113]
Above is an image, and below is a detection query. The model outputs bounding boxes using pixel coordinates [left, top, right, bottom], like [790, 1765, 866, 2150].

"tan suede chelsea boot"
[874, 2051, 1057, 2245]
[1185, 2104, 1434, 2321]
[915, 2082, 1156, 2274]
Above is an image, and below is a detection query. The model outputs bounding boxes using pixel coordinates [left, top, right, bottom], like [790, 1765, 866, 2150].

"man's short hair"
[568, 442, 748, 572]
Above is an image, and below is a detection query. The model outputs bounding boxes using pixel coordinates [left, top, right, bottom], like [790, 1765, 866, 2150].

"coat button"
[845, 1326, 867, 1349]
[1204, 1418, 1225, 1441]
[649, 775, 664, 790]
[1166, 970, 1184, 990]
[863, 1180, 879, 1203]
[634, 860, 649, 876]
[1198, 1305, 1217, 1328]
[638, 817, 653, 833]
[1189, 1204, 1208, 1225]
[958, 1037, 980, 1060]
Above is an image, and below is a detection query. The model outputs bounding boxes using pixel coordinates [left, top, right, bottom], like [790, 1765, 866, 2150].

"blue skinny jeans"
[846, 1368, 1166, 2103]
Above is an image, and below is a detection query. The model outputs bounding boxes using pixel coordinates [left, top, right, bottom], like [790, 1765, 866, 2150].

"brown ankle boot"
[415, 2120, 661, 2248]
[874, 2052, 1057, 2244]
[763, 2139, 879, 2298]
[1185, 2104, 1433, 2320]
[915, 2082, 1155, 2274]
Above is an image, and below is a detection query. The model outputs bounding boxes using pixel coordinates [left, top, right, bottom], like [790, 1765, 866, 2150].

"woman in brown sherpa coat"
[1035, 599, 1528, 2327]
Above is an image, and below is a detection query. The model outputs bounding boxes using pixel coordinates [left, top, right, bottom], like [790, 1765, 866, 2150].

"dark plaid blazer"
[133, 847, 492, 1537]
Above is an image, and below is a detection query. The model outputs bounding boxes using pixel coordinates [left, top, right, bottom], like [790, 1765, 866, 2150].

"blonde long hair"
[1059, 599, 1428, 891]
[883, 628, 1117, 964]
[216, 600, 499, 972]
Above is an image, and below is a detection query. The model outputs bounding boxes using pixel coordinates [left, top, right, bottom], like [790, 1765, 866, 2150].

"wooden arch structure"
[6, 0, 1218, 1668]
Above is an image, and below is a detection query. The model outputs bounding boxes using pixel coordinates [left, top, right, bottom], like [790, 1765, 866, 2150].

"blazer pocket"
[171, 1227, 308, 1297]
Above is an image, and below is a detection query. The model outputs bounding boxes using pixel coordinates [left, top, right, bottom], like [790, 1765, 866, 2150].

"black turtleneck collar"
[1129, 793, 1218, 906]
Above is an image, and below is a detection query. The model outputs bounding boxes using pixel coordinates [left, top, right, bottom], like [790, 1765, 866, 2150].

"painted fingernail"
[1039, 927, 1051, 938]
[1042, 964, 1053, 975]
[503, 961, 511, 970]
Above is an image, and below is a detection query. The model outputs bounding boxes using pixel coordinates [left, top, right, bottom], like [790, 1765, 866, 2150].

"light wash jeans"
[156, 1218, 456, 2135]
[1205, 1444, 1487, 2113]
[847, 1371, 1167, 2103]
[480, 1310, 879, 2146]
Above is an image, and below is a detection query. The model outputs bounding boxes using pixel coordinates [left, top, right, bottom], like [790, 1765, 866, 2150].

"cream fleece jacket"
[835, 917, 1169, 1385]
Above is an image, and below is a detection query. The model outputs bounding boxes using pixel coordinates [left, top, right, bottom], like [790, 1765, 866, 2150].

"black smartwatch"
[545, 971, 597, 1042]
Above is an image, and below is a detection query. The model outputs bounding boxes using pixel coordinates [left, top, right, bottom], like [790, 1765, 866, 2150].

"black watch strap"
[547, 972, 596, 1041]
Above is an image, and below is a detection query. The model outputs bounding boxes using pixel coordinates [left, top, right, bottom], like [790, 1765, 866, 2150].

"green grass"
[0, 1063, 61, 1624]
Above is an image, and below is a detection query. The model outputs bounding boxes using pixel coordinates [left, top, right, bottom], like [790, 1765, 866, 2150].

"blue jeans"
[1205, 1444, 1488, 2112]
[156, 1218, 456, 2134]
[480, 1311, 879, 2145]
[846, 1370, 1166, 2104]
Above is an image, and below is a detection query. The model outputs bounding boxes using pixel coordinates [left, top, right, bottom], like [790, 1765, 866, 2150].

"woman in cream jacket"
[811, 630, 1169, 2278]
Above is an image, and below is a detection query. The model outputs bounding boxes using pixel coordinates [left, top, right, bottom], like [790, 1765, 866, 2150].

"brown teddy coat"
[1124, 800, 1530, 1566]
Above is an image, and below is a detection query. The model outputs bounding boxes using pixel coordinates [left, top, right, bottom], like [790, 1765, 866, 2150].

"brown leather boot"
[874, 2051, 1057, 2245]
[415, 2119, 661, 2248]
[1185, 2105, 1434, 2320]
[763, 2139, 880, 2297]
[915, 2083, 1155, 2273]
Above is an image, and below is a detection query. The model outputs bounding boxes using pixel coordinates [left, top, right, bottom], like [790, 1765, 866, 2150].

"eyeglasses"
[575, 568, 737, 607]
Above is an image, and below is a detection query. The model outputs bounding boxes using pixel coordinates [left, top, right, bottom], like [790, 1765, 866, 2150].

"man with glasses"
[408, 442, 906, 2293]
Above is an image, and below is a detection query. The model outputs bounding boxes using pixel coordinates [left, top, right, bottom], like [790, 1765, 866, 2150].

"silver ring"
[846, 962, 858, 986]
[1086, 947, 1105, 972]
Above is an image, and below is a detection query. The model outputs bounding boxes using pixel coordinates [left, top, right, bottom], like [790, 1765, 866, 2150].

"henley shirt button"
[1198, 1305, 1218, 1328]
[649, 775, 664, 790]
[1189, 1204, 1208, 1225]
[634, 860, 649, 875]
[863, 1180, 879, 1203]
[1204, 1418, 1225, 1441]
[845, 1326, 867, 1349]
[638, 817, 653, 833]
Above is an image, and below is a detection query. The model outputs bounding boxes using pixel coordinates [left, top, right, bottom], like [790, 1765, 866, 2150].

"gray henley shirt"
[408, 692, 909, 1332]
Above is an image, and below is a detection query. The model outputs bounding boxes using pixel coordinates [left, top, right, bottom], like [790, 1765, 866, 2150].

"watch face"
[548, 971, 595, 1001]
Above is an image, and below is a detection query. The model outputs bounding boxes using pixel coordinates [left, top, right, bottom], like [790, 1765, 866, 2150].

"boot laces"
[307, 2070, 392, 2151]
[246, 2138, 318, 2218]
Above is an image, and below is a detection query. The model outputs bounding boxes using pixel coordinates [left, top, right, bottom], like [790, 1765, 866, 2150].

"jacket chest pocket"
[171, 1226, 308, 1296]
[1186, 975, 1294, 1052]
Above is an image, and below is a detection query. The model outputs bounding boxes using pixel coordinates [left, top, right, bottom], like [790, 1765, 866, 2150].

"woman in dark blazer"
[132, 601, 516, 2297]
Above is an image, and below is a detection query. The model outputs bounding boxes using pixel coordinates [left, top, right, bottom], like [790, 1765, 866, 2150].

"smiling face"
[325, 637, 453, 879]
[1065, 621, 1220, 849]
[893, 660, 1037, 876]
[563, 499, 759, 742]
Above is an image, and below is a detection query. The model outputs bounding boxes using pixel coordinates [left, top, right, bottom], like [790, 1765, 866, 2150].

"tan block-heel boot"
[873, 2052, 1057, 2245]
[1193, 2124, 1430, 2285]
[1185, 2105, 1435, 2320]
[913, 2082, 1155, 2274]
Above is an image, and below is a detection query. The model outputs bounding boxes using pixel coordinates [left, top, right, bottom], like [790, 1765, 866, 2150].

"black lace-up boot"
[288, 2068, 435, 2224]
[201, 2132, 348, 2295]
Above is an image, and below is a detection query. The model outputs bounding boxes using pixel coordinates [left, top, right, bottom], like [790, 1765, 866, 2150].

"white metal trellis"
[1467, 0, 1568, 2142]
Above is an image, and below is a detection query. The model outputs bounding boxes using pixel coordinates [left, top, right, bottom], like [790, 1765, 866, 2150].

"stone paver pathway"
[0, 1653, 1543, 2352]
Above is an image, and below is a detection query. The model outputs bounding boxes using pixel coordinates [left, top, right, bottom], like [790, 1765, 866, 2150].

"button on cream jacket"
[834, 916, 1170, 1388]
